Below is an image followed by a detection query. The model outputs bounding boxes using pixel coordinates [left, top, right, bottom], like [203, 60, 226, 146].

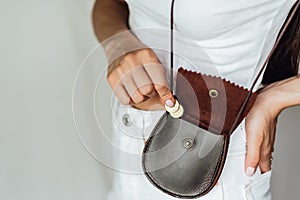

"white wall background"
[0, 1, 299, 199]
[0, 1, 113, 199]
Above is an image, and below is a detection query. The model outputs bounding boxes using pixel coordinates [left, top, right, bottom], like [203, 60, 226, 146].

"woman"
[92, 0, 300, 199]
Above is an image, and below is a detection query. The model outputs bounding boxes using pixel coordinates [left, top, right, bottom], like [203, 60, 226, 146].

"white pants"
[107, 99, 272, 200]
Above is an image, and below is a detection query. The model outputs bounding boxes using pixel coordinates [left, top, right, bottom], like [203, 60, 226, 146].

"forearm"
[244, 75, 300, 175]
[259, 74, 300, 114]
[92, 0, 130, 42]
[92, 0, 146, 64]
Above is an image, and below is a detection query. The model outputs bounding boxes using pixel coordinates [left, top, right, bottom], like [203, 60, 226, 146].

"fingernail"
[165, 99, 174, 107]
[246, 167, 255, 177]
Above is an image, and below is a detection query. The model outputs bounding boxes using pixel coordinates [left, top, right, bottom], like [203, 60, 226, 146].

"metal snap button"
[122, 114, 133, 126]
[209, 89, 219, 98]
[182, 138, 194, 149]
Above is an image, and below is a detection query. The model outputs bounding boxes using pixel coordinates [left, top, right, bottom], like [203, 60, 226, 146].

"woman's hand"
[244, 75, 300, 176]
[244, 91, 278, 176]
[105, 32, 175, 110]
[93, 1, 175, 110]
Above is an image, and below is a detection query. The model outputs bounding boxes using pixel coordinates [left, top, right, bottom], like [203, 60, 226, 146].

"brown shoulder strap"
[170, 0, 176, 92]
[169, 0, 300, 134]
[249, 0, 300, 92]
[229, 0, 300, 134]
[169, 0, 300, 91]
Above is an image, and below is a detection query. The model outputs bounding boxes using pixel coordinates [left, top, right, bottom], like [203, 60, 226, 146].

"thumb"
[245, 131, 263, 176]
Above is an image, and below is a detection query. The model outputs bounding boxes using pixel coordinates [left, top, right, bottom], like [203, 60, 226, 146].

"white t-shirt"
[125, 0, 297, 89]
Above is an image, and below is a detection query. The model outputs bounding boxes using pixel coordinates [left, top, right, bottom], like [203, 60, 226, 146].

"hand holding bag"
[142, 68, 257, 198]
[142, 0, 300, 198]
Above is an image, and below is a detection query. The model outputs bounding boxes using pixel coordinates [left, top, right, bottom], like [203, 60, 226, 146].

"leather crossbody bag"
[142, 0, 300, 198]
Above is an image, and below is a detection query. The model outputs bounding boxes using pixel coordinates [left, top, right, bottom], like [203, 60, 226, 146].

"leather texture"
[142, 68, 253, 198]
[142, 112, 229, 198]
[176, 67, 258, 135]
[142, 1, 300, 198]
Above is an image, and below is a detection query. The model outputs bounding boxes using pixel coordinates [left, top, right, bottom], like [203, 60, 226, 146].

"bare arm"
[258, 75, 300, 111]
[245, 74, 300, 175]
[92, 0, 129, 42]
[92, 0, 175, 110]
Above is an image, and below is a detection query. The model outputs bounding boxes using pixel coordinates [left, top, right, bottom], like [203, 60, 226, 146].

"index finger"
[245, 130, 263, 176]
[143, 62, 174, 105]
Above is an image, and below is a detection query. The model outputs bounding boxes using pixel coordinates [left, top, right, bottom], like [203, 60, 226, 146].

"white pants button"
[122, 114, 134, 126]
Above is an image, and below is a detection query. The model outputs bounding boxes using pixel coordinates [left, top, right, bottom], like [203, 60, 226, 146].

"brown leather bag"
[142, 0, 300, 198]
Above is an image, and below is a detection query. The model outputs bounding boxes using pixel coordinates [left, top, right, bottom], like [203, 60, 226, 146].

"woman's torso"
[124, 0, 297, 88]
